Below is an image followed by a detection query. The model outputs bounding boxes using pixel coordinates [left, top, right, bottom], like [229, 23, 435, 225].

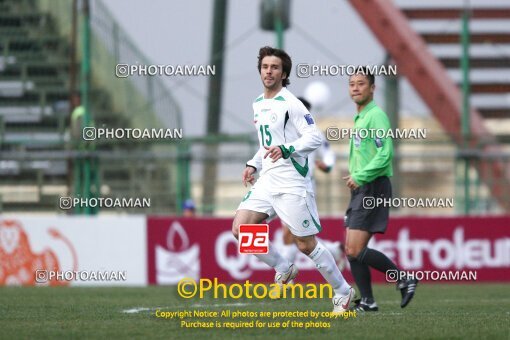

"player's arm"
[279, 100, 322, 159]
[244, 149, 262, 186]
[246, 148, 262, 172]
[242, 166, 256, 187]
[351, 112, 393, 186]
[315, 136, 335, 173]
[246, 100, 264, 177]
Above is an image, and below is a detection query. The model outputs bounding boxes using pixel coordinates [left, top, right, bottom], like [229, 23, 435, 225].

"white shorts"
[237, 182, 322, 237]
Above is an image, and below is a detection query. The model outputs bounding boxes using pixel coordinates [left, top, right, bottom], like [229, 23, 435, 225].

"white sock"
[280, 243, 299, 263]
[308, 241, 351, 296]
[254, 242, 291, 273]
[319, 238, 341, 261]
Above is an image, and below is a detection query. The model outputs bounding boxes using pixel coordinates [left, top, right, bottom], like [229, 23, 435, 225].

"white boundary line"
[121, 302, 258, 314]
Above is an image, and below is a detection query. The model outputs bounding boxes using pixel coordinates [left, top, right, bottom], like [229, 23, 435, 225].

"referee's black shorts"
[344, 176, 392, 234]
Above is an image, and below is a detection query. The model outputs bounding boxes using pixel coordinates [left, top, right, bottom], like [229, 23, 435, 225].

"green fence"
[0, 0, 182, 213]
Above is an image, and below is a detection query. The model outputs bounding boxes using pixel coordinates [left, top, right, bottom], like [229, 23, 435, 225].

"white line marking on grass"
[121, 302, 261, 314]
[191, 302, 254, 308]
[123, 307, 149, 314]
[438, 298, 510, 303]
[122, 307, 170, 314]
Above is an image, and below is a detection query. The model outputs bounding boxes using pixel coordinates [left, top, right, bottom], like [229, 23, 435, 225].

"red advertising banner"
[147, 216, 510, 284]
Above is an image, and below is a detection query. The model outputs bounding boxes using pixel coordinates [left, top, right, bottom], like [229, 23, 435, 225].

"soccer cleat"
[349, 298, 379, 312]
[274, 264, 298, 290]
[398, 278, 418, 308]
[332, 287, 355, 314]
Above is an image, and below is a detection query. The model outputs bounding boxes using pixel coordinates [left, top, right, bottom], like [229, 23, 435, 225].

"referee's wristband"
[246, 164, 257, 172]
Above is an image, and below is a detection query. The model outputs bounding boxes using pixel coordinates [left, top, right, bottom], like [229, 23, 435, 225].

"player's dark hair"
[257, 46, 292, 87]
[297, 97, 311, 111]
[350, 66, 375, 86]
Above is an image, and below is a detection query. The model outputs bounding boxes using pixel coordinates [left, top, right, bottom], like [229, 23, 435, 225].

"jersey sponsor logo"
[304, 114, 315, 125]
[270, 113, 277, 123]
[239, 224, 269, 254]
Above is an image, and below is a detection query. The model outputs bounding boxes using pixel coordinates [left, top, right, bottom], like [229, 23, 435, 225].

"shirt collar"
[264, 87, 285, 100]
[354, 100, 377, 120]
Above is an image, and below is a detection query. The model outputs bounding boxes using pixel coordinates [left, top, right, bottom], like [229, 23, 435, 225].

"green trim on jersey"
[290, 157, 309, 177]
[242, 191, 252, 202]
[274, 96, 285, 101]
[349, 100, 393, 186]
[254, 96, 263, 103]
[279, 145, 295, 159]
[305, 201, 322, 231]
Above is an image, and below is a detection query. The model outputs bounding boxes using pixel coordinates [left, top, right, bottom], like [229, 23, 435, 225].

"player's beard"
[264, 78, 281, 92]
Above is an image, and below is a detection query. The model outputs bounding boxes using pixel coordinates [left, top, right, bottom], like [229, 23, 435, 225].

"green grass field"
[0, 284, 508, 339]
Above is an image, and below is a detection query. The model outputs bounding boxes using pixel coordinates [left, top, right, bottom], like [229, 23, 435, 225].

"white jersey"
[308, 132, 335, 179]
[246, 88, 322, 197]
[306, 133, 336, 193]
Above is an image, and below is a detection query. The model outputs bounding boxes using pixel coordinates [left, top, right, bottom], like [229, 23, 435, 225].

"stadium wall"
[1, 216, 508, 286]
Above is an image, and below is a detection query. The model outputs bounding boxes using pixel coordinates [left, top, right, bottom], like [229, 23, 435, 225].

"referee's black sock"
[347, 256, 374, 302]
[358, 247, 399, 274]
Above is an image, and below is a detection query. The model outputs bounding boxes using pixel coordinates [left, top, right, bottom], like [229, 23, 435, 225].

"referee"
[342, 67, 418, 312]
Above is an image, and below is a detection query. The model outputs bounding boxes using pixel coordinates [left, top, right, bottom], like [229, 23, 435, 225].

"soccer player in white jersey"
[232, 46, 354, 313]
[278, 97, 346, 273]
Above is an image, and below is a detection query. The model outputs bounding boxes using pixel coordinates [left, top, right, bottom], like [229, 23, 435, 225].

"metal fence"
[0, 0, 182, 213]
[1, 0, 508, 216]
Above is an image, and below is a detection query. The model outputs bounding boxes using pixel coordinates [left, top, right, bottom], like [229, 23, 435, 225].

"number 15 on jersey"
[259, 125, 272, 146]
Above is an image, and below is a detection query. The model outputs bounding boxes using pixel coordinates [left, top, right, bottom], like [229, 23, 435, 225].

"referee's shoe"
[349, 298, 379, 312]
[398, 277, 418, 308]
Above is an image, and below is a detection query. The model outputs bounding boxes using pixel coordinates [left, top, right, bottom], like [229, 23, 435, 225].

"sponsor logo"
[371, 228, 510, 269]
[239, 224, 269, 254]
[215, 226, 509, 280]
[0, 219, 77, 286]
[155, 221, 200, 284]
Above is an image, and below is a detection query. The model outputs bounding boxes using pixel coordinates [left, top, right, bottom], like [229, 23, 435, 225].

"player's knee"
[295, 241, 311, 255]
[345, 244, 362, 258]
[282, 228, 294, 245]
[231, 221, 240, 239]
[232, 228, 239, 239]
[232, 212, 247, 239]
[295, 237, 315, 255]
